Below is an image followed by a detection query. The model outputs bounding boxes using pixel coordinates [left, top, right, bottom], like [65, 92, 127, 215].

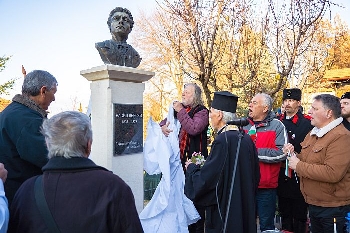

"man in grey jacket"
[243, 93, 287, 232]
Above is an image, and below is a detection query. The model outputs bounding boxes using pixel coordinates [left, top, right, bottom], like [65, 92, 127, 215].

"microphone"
[226, 117, 250, 127]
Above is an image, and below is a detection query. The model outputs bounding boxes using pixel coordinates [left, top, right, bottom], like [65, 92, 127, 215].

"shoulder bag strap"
[34, 175, 61, 233]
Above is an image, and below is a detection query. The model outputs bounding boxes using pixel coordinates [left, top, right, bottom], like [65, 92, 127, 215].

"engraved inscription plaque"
[114, 104, 143, 155]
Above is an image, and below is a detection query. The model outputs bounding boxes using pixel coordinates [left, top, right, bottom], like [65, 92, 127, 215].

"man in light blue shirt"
[0, 163, 8, 233]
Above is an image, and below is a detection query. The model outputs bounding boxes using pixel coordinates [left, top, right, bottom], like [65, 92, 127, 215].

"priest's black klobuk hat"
[211, 91, 239, 113]
[283, 88, 302, 101]
[341, 92, 350, 99]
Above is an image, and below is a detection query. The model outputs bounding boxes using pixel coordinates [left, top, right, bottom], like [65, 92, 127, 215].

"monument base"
[80, 65, 154, 213]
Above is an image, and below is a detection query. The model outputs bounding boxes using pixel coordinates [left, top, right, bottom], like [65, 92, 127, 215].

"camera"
[226, 117, 250, 127]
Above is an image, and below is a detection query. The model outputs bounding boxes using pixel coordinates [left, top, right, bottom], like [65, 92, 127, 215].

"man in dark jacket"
[185, 91, 260, 233]
[9, 111, 143, 233]
[0, 70, 57, 205]
[277, 88, 313, 233]
[340, 92, 350, 130]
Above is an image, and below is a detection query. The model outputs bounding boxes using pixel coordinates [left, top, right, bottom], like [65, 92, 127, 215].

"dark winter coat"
[0, 95, 49, 205]
[8, 157, 143, 233]
[343, 117, 350, 131]
[185, 128, 260, 233]
[278, 110, 313, 199]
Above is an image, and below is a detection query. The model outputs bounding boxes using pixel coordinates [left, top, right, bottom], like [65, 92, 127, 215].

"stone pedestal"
[80, 65, 154, 213]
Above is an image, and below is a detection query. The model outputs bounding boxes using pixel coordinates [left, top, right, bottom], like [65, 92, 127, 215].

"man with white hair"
[161, 83, 209, 233]
[185, 91, 260, 233]
[243, 93, 287, 232]
[9, 111, 143, 233]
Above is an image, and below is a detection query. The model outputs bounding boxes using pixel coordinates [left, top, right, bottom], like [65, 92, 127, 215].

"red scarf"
[179, 106, 192, 159]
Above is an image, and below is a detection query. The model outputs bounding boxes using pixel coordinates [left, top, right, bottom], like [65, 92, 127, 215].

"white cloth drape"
[139, 105, 200, 233]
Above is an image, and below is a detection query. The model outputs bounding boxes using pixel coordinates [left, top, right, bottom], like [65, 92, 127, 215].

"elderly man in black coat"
[9, 111, 143, 233]
[185, 91, 260, 233]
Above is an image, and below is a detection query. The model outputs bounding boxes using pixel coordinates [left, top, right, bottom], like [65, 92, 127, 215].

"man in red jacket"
[243, 93, 287, 232]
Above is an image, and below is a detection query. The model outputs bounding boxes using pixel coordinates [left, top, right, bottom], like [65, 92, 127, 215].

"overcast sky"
[0, 0, 349, 115]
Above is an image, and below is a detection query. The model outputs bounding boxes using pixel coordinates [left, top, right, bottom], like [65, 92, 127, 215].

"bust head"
[107, 7, 134, 42]
[95, 7, 141, 67]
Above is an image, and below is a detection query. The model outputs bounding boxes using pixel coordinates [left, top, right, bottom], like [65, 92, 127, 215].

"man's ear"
[40, 86, 47, 96]
[218, 111, 223, 120]
[85, 139, 92, 157]
[263, 105, 269, 113]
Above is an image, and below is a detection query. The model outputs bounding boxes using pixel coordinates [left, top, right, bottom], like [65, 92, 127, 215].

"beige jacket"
[296, 119, 350, 207]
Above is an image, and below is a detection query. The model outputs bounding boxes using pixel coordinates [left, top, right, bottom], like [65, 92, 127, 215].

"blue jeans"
[256, 188, 277, 232]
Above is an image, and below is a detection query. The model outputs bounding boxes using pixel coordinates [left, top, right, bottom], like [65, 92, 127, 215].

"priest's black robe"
[185, 128, 260, 233]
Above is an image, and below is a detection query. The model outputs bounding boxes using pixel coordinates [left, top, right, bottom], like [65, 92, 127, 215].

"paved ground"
[256, 216, 282, 233]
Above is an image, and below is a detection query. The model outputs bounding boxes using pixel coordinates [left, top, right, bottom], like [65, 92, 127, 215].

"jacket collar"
[42, 157, 108, 172]
[217, 125, 238, 134]
[12, 94, 47, 117]
[248, 110, 276, 127]
[310, 117, 343, 138]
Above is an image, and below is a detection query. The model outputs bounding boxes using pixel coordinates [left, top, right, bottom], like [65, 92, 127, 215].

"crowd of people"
[0, 68, 349, 233]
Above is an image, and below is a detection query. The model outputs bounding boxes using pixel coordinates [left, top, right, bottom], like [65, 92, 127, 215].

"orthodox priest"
[185, 91, 260, 233]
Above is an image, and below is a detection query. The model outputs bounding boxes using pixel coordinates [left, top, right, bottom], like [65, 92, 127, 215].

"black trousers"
[278, 196, 308, 233]
[189, 204, 205, 233]
[309, 204, 350, 233]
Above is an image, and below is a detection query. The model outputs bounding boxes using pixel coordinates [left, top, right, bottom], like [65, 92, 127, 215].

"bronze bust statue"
[95, 7, 142, 68]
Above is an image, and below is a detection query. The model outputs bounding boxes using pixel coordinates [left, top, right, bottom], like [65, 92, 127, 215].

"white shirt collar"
[310, 117, 343, 137]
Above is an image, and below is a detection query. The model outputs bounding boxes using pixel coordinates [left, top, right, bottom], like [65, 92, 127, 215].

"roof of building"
[324, 68, 350, 82]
